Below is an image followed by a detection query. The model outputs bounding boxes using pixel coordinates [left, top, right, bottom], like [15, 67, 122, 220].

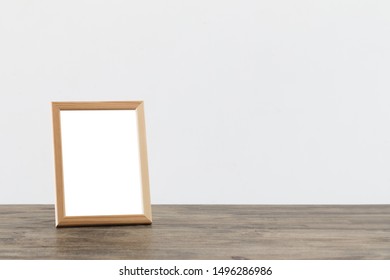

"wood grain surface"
[0, 205, 389, 259]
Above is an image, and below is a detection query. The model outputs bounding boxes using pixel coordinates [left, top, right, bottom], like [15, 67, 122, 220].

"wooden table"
[0, 205, 389, 259]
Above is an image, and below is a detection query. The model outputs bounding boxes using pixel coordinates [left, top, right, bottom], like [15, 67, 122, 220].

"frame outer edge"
[137, 102, 153, 222]
[52, 101, 153, 227]
[52, 102, 66, 227]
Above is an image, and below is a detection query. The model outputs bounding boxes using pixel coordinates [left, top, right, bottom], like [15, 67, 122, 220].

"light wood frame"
[52, 101, 152, 227]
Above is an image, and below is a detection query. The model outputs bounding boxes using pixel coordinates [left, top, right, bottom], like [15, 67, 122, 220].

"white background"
[0, 260, 390, 280]
[1, 0, 390, 204]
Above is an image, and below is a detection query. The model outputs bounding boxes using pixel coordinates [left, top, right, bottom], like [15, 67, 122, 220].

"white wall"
[1, 0, 390, 204]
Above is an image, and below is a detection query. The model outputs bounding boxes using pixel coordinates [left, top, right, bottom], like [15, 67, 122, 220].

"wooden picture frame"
[52, 101, 152, 227]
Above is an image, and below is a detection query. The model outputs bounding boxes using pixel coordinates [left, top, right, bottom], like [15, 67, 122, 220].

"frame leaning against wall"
[52, 101, 152, 227]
